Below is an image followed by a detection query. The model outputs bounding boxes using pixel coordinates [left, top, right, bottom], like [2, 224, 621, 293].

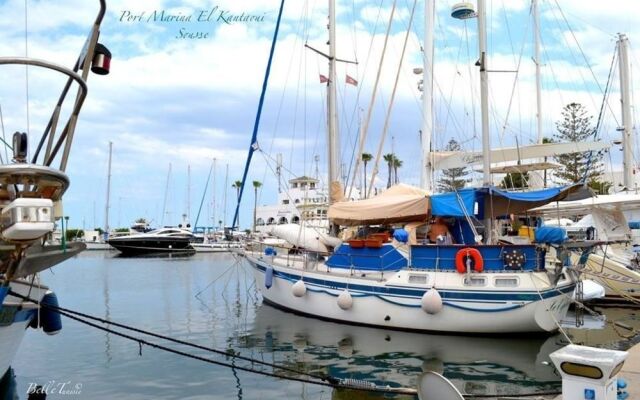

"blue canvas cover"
[430, 189, 477, 217]
[327, 243, 408, 271]
[430, 184, 584, 218]
[0, 286, 8, 309]
[534, 226, 567, 244]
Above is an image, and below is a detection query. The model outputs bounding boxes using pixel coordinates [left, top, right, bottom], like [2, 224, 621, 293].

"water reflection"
[244, 304, 566, 396]
[6, 253, 639, 399]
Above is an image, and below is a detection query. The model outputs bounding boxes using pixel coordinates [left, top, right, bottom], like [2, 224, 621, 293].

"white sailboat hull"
[246, 254, 573, 334]
[583, 253, 640, 299]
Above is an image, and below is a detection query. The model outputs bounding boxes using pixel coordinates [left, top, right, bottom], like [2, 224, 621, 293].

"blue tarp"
[327, 243, 408, 271]
[430, 184, 583, 218]
[430, 189, 477, 217]
[535, 226, 568, 244]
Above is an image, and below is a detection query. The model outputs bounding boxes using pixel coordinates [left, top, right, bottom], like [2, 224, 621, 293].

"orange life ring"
[455, 247, 484, 273]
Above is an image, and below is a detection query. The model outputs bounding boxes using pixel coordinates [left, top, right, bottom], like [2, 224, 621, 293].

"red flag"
[319, 74, 329, 83]
[346, 74, 358, 86]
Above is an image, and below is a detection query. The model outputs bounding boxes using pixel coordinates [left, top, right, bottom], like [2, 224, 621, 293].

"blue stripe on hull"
[251, 261, 575, 306]
[0, 306, 36, 325]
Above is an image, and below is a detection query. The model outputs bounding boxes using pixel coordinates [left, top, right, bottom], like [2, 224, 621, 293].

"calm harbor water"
[3, 252, 639, 399]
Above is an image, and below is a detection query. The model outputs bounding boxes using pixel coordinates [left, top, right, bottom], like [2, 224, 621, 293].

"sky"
[0, 0, 639, 231]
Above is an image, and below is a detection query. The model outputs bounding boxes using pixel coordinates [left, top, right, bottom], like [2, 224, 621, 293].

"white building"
[255, 176, 360, 233]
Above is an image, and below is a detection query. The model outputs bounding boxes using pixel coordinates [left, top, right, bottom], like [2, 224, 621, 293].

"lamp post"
[63, 216, 70, 253]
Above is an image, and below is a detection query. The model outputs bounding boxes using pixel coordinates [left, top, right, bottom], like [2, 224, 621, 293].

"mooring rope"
[10, 290, 418, 395]
[11, 288, 571, 398]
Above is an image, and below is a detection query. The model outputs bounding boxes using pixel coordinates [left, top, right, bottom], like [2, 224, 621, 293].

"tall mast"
[618, 33, 635, 191]
[104, 141, 112, 236]
[478, 0, 491, 186]
[187, 164, 191, 222]
[161, 163, 171, 226]
[223, 163, 229, 228]
[327, 0, 340, 204]
[421, 0, 435, 192]
[533, 0, 543, 145]
[212, 158, 217, 229]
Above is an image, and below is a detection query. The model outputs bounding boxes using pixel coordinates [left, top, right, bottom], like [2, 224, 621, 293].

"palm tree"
[393, 156, 403, 184]
[252, 180, 262, 232]
[232, 180, 243, 199]
[361, 152, 372, 198]
[383, 153, 394, 188]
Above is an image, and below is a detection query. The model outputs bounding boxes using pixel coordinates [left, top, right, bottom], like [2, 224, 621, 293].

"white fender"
[421, 288, 443, 314]
[337, 289, 353, 310]
[292, 280, 307, 297]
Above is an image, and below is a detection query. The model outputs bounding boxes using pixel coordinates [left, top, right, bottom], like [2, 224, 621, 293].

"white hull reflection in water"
[246, 304, 565, 396]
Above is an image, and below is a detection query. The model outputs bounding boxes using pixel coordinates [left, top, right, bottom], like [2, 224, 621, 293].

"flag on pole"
[319, 74, 329, 83]
[346, 74, 358, 86]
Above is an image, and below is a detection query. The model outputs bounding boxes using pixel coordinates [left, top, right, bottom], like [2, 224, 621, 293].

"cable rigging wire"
[582, 44, 618, 183]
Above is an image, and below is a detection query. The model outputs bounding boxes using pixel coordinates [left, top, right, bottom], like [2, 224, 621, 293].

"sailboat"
[0, 0, 110, 375]
[240, 0, 595, 333]
[529, 33, 640, 303]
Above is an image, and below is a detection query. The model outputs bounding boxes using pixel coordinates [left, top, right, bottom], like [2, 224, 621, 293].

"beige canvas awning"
[328, 184, 429, 226]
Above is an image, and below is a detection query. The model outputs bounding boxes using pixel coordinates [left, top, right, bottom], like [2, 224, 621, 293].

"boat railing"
[0, 0, 108, 172]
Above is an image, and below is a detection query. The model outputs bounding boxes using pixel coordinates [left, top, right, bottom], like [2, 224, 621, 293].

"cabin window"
[560, 362, 603, 379]
[494, 277, 519, 287]
[256, 218, 265, 226]
[278, 217, 288, 224]
[267, 218, 275, 225]
[282, 200, 289, 205]
[295, 199, 300, 204]
[408, 274, 428, 284]
[463, 276, 487, 286]
[610, 362, 625, 378]
[291, 216, 300, 224]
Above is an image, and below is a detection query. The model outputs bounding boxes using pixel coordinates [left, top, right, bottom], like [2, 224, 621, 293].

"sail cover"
[328, 184, 429, 226]
[329, 183, 588, 225]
